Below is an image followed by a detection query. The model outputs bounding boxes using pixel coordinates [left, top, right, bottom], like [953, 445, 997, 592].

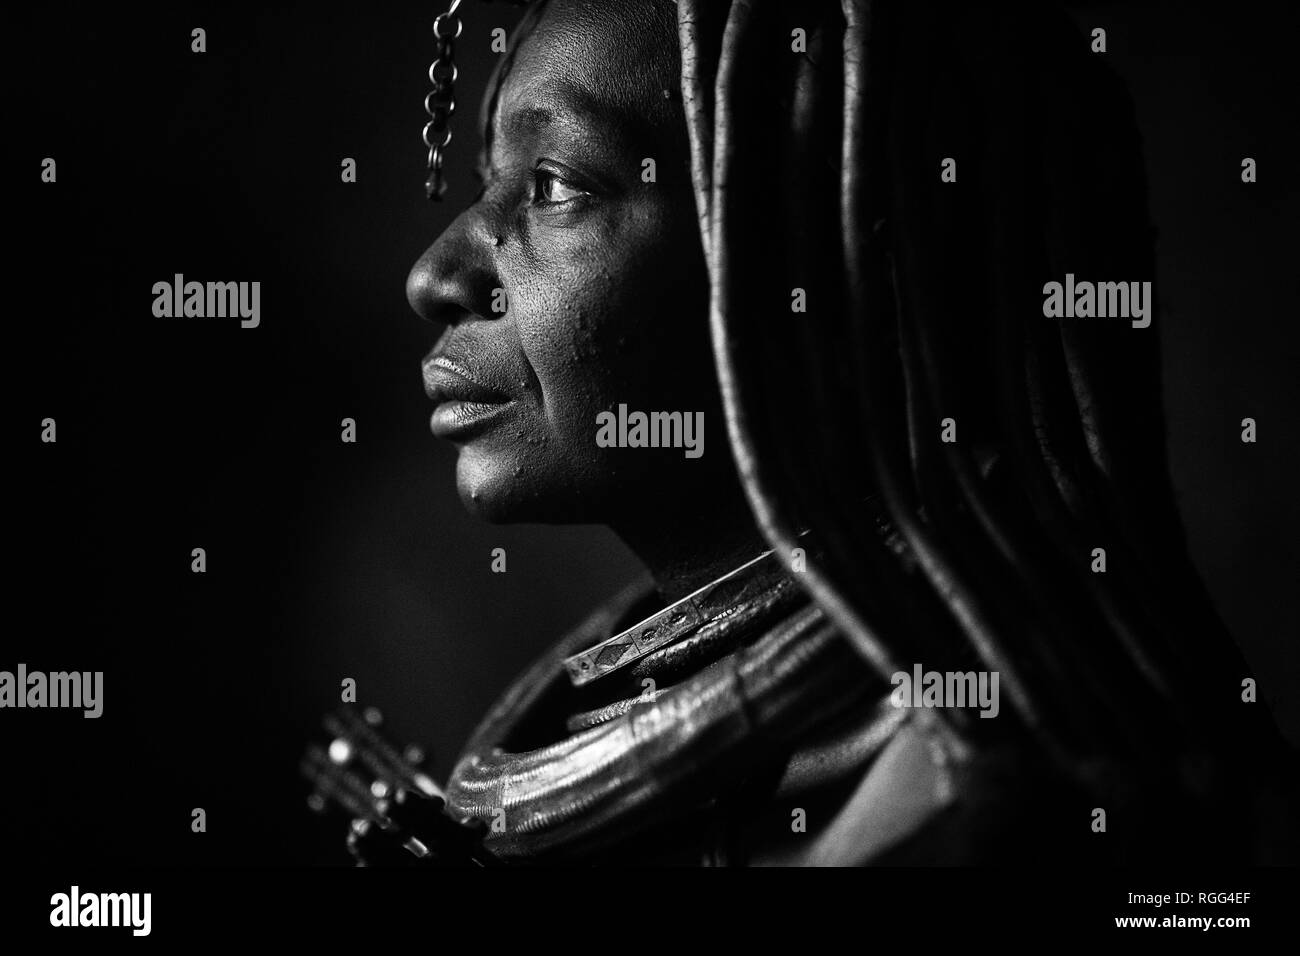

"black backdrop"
[10, 1, 1298, 866]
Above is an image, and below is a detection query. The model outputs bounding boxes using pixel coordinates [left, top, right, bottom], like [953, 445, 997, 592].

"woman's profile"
[323, 0, 1299, 865]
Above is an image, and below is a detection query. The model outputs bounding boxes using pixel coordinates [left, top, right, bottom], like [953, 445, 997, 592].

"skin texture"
[405, 0, 765, 601]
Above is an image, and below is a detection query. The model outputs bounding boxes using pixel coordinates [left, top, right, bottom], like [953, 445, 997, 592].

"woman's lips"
[429, 399, 514, 439]
[422, 355, 515, 440]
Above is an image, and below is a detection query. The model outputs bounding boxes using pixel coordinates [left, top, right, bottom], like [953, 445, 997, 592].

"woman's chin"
[453, 452, 517, 522]
[453, 451, 576, 524]
[454, 447, 611, 522]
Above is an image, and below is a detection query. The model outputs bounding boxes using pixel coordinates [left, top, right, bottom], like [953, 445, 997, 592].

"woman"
[388, 0, 1298, 864]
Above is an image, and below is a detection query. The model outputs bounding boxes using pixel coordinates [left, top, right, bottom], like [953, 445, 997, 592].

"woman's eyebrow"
[500, 89, 642, 147]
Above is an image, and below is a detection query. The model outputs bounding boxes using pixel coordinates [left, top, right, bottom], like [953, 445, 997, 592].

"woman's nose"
[405, 207, 500, 328]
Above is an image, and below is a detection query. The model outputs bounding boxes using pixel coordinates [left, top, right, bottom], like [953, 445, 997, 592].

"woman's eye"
[535, 169, 588, 205]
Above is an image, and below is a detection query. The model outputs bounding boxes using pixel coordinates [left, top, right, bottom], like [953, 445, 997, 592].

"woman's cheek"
[514, 203, 697, 432]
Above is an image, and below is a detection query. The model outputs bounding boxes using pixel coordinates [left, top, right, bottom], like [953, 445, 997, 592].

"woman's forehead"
[484, 0, 679, 139]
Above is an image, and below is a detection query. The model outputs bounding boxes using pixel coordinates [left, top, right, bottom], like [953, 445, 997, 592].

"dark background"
[10, 1, 1298, 866]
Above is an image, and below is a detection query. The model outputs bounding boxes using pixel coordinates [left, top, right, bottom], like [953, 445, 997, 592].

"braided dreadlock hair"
[462, 0, 1298, 860]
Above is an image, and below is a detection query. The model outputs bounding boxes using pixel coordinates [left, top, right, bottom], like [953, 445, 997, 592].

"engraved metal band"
[562, 548, 789, 687]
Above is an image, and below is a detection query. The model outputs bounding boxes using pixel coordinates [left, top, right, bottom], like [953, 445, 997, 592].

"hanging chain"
[425, 0, 464, 200]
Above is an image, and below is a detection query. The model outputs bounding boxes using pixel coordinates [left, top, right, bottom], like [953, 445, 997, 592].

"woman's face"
[406, 0, 727, 525]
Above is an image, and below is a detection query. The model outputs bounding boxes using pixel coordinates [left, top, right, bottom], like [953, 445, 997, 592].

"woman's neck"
[614, 494, 769, 604]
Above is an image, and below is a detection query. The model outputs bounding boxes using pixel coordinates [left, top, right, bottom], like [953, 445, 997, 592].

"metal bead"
[426, 169, 448, 201]
[327, 738, 353, 765]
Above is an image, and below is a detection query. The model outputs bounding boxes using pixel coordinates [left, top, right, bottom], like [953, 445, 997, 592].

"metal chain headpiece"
[424, 0, 464, 200]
